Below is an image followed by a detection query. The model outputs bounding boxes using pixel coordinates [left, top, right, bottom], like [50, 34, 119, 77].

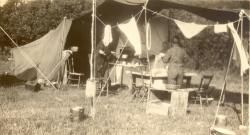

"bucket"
[210, 115, 236, 135]
[215, 115, 227, 127]
[211, 127, 236, 135]
[70, 106, 86, 122]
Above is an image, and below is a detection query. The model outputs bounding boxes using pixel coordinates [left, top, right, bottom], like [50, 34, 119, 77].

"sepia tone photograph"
[0, 0, 250, 134]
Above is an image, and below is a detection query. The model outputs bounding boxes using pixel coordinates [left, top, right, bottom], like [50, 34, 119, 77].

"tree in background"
[0, 0, 95, 46]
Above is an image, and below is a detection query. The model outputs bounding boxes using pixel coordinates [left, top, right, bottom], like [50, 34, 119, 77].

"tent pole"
[88, 0, 96, 118]
[239, 14, 244, 126]
[144, 0, 151, 109]
[90, 0, 96, 80]
[248, 11, 250, 135]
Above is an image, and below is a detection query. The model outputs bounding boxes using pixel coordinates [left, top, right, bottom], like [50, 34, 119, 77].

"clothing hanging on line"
[228, 23, 249, 76]
[214, 24, 228, 33]
[118, 17, 142, 55]
[102, 25, 113, 47]
[174, 20, 207, 39]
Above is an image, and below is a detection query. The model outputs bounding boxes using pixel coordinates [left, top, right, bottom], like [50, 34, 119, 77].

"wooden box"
[170, 90, 189, 117]
[146, 100, 170, 116]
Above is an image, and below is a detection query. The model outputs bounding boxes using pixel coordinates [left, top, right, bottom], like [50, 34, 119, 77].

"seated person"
[95, 42, 116, 78]
[156, 35, 189, 87]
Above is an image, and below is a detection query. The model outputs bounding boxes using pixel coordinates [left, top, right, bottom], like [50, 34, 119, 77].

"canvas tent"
[65, 0, 250, 76]
[11, 19, 72, 81]
[10, 0, 250, 82]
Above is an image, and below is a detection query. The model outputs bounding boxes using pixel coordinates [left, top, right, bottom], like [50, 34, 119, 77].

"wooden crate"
[170, 90, 189, 117]
[146, 100, 170, 116]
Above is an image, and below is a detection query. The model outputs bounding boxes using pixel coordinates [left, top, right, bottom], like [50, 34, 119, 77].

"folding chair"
[192, 74, 214, 108]
[131, 70, 150, 102]
[133, 80, 150, 102]
[67, 56, 84, 88]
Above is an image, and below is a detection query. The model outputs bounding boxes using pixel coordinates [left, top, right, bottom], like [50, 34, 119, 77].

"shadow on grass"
[0, 74, 24, 88]
[189, 85, 248, 124]
[96, 84, 129, 96]
[202, 86, 249, 104]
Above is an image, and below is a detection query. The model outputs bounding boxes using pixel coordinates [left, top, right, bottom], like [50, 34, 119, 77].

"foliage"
[168, 9, 237, 70]
[0, 0, 93, 46]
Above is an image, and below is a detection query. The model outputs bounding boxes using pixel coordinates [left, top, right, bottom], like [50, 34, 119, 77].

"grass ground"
[0, 84, 248, 135]
[0, 60, 249, 135]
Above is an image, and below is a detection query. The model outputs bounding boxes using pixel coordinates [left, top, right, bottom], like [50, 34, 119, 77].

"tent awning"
[112, 0, 146, 5]
[159, 0, 250, 11]
[112, 0, 250, 12]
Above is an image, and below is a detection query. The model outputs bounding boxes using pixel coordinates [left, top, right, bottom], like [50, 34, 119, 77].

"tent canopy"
[65, 0, 250, 74]
[113, 0, 249, 11]
[11, 0, 250, 81]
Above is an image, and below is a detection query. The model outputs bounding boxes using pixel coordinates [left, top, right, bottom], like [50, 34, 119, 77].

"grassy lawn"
[0, 84, 248, 135]
[0, 60, 249, 135]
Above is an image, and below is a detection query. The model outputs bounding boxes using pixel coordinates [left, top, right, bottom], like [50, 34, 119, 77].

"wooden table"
[131, 71, 197, 89]
[108, 62, 146, 85]
[130, 71, 198, 116]
[130, 71, 197, 114]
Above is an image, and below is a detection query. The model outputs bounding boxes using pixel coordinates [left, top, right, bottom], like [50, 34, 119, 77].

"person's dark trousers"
[167, 64, 184, 86]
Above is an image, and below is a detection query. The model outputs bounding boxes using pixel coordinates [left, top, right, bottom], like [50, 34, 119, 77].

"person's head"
[172, 35, 183, 47]
[162, 41, 170, 51]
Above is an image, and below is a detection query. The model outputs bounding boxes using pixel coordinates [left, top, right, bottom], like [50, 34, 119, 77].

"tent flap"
[11, 19, 72, 81]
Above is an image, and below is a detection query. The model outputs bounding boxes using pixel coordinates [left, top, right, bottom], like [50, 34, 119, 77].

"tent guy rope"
[211, 17, 241, 130]
[145, 8, 241, 26]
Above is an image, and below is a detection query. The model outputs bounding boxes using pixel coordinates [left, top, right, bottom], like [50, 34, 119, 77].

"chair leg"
[139, 87, 147, 102]
[131, 87, 137, 98]
[106, 79, 110, 97]
[194, 96, 197, 104]
[144, 88, 148, 102]
[78, 76, 81, 88]
[199, 95, 203, 109]
[206, 95, 209, 105]
[67, 77, 71, 85]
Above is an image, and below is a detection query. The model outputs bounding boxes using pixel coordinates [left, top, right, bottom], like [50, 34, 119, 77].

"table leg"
[185, 77, 192, 88]
[131, 74, 136, 94]
[121, 66, 124, 86]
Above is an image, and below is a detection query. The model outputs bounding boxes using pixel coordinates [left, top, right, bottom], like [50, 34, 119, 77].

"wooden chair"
[192, 74, 214, 108]
[67, 56, 84, 88]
